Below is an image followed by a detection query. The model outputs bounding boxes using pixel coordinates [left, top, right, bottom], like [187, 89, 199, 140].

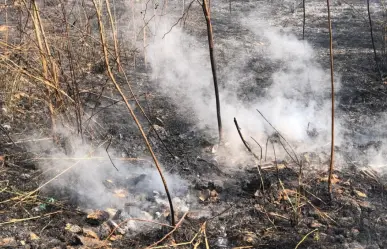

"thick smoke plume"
[144, 6, 342, 165]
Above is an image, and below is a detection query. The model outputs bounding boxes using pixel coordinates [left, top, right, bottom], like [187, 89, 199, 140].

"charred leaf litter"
[1, 0, 387, 248]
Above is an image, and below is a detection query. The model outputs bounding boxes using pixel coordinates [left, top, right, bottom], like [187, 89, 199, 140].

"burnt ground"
[1, 0, 387, 248]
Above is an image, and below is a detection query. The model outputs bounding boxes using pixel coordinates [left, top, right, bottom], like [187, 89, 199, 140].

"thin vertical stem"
[366, 0, 382, 80]
[105, 0, 121, 72]
[142, 1, 147, 67]
[326, 0, 335, 194]
[131, 0, 136, 68]
[302, 0, 305, 40]
[5, 0, 8, 44]
[26, 0, 56, 137]
[202, 0, 222, 143]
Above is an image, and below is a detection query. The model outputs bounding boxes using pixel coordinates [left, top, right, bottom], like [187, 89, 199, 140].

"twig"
[234, 118, 265, 193]
[104, 218, 173, 240]
[271, 140, 280, 183]
[0, 125, 17, 147]
[265, 136, 269, 161]
[296, 160, 303, 224]
[16, 161, 80, 204]
[105, 136, 119, 171]
[0, 211, 62, 226]
[277, 139, 297, 166]
[256, 109, 300, 165]
[162, 0, 195, 39]
[250, 137, 262, 160]
[145, 212, 188, 249]
[294, 229, 318, 249]
[202, 222, 210, 249]
[28, 157, 151, 163]
[118, 72, 177, 160]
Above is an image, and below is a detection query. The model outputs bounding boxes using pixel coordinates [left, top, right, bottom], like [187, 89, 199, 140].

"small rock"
[83, 228, 99, 239]
[199, 189, 211, 201]
[338, 217, 355, 227]
[109, 234, 123, 241]
[210, 190, 218, 198]
[98, 222, 111, 239]
[345, 242, 364, 249]
[353, 190, 367, 198]
[105, 208, 118, 218]
[310, 221, 324, 228]
[30, 232, 40, 240]
[2, 124, 11, 130]
[20, 173, 31, 180]
[78, 236, 107, 248]
[86, 210, 110, 225]
[0, 237, 17, 247]
[211, 145, 218, 154]
[242, 231, 258, 244]
[107, 220, 126, 235]
[66, 223, 83, 234]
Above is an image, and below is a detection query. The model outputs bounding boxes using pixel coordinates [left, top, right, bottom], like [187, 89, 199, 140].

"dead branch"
[0, 125, 17, 147]
[202, 0, 222, 143]
[256, 109, 300, 165]
[91, 0, 176, 226]
[105, 136, 119, 171]
[145, 212, 188, 249]
[326, 0, 335, 195]
[250, 137, 263, 160]
[162, 0, 195, 39]
[234, 117, 265, 193]
[366, 0, 383, 81]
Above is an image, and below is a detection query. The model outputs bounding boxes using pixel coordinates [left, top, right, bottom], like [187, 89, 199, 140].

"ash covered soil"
[1, 0, 387, 248]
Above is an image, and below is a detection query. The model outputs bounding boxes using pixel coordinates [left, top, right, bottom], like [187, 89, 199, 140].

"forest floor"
[1, 0, 387, 248]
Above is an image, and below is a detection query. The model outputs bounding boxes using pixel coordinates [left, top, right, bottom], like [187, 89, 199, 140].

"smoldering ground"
[32, 0, 387, 219]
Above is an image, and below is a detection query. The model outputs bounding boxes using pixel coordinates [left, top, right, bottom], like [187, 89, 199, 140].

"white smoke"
[143, 5, 342, 165]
